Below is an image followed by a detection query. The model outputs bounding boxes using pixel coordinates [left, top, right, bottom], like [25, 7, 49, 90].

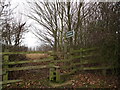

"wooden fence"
[0, 47, 119, 88]
[54, 47, 119, 80]
[0, 51, 56, 86]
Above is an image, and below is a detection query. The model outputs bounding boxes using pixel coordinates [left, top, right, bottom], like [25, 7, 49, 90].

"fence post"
[49, 65, 60, 83]
[56, 66, 60, 82]
[70, 48, 74, 74]
[49, 66, 55, 81]
[64, 42, 68, 59]
[102, 69, 106, 76]
[3, 49, 9, 82]
[80, 48, 84, 73]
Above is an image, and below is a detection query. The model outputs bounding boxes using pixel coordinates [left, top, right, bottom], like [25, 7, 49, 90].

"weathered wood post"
[49, 66, 55, 81]
[102, 68, 106, 76]
[102, 66, 107, 76]
[49, 65, 60, 83]
[70, 48, 74, 74]
[0, 45, 2, 89]
[80, 48, 84, 72]
[64, 34, 68, 61]
[102, 63, 106, 76]
[3, 49, 9, 82]
[55, 66, 60, 82]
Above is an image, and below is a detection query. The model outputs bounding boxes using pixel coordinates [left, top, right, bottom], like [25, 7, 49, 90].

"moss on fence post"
[80, 48, 84, 73]
[3, 49, 9, 83]
[49, 67, 55, 82]
[49, 65, 60, 83]
[70, 48, 74, 74]
[56, 67, 60, 82]
[102, 64, 106, 76]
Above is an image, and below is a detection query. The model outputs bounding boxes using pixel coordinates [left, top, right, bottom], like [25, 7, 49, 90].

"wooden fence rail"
[1, 47, 119, 87]
[55, 47, 119, 79]
[1, 51, 57, 86]
[0, 51, 46, 55]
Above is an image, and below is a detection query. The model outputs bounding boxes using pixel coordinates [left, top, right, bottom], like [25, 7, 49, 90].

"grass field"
[25, 54, 49, 60]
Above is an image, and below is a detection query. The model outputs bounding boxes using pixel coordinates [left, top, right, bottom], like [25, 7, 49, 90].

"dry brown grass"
[25, 54, 49, 60]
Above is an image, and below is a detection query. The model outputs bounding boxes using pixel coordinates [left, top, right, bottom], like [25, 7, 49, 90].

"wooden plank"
[82, 67, 110, 70]
[74, 66, 117, 71]
[53, 59, 70, 63]
[4, 65, 59, 72]
[4, 58, 53, 65]
[0, 80, 22, 85]
[49, 64, 60, 68]
[0, 51, 45, 55]
[61, 69, 76, 76]
[5, 65, 50, 71]
[60, 59, 113, 70]
[72, 60, 110, 66]
[71, 54, 95, 60]
[54, 57, 98, 64]
[57, 59, 95, 70]
[61, 66, 119, 76]
[3, 52, 9, 82]
[71, 47, 98, 53]
[61, 61, 90, 70]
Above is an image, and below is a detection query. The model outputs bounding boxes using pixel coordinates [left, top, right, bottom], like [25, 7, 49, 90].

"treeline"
[28, 1, 120, 72]
[29, 1, 119, 51]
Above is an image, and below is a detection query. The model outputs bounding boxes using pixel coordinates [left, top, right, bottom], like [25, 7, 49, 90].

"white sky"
[10, 0, 43, 48]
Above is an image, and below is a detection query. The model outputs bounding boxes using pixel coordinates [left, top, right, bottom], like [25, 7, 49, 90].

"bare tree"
[28, 1, 63, 52]
[1, 1, 28, 47]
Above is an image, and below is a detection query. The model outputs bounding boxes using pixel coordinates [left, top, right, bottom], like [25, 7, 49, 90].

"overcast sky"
[10, 0, 43, 48]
